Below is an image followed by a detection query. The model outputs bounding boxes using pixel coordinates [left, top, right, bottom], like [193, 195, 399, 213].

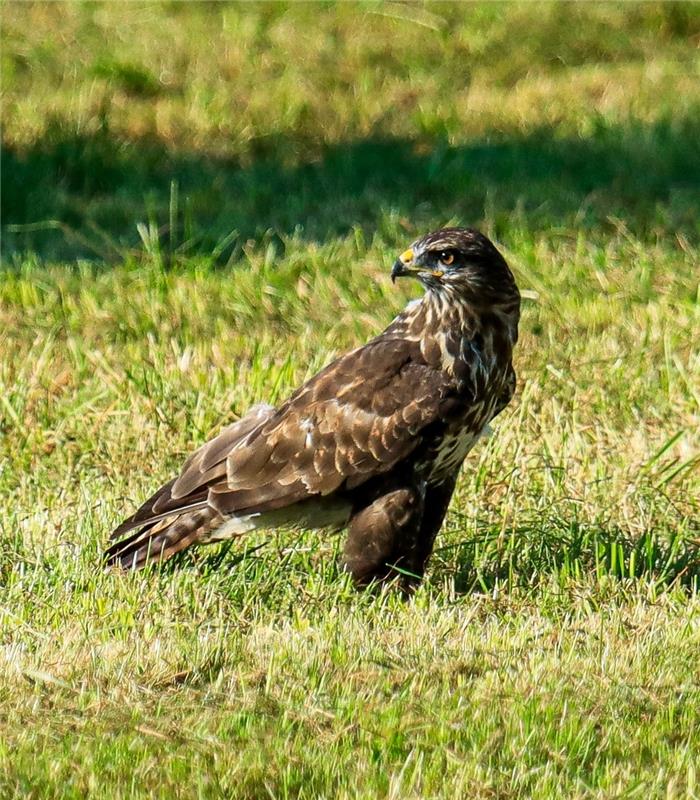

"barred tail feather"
[105, 507, 223, 570]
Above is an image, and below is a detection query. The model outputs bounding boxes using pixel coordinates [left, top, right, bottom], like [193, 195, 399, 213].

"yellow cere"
[400, 249, 414, 264]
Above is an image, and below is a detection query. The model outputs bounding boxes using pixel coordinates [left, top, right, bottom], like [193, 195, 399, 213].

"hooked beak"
[391, 248, 445, 285]
[391, 248, 421, 283]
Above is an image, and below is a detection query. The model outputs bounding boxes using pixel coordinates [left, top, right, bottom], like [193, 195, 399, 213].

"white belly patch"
[427, 423, 492, 482]
[202, 498, 352, 543]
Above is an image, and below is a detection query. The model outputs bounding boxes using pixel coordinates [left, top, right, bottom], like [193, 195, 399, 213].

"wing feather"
[110, 404, 275, 540]
[112, 338, 452, 540]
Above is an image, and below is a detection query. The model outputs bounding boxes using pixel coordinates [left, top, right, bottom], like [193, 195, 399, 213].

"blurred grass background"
[3, 1, 699, 260]
[1, 3, 700, 798]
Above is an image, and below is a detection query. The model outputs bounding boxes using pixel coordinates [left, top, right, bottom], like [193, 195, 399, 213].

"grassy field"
[2, 2, 700, 797]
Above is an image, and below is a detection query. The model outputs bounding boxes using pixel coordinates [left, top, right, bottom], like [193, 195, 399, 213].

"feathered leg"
[342, 486, 424, 588]
[409, 476, 458, 578]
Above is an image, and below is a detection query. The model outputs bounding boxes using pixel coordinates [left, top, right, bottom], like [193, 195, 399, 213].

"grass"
[1, 2, 700, 797]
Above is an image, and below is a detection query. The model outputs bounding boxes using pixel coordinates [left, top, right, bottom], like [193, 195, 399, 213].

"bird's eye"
[440, 252, 455, 266]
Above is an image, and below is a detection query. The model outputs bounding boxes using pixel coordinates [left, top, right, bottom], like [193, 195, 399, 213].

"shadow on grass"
[441, 516, 700, 596]
[3, 112, 699, 262]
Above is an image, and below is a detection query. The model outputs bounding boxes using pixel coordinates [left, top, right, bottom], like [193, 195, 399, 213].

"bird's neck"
[390, 289, 519, 376]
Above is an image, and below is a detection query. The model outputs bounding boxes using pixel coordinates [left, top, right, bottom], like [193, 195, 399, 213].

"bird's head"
[391, 227, 518, 305]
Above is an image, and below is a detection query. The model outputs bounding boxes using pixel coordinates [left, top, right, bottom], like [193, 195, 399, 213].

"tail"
[105, 506, 224, 570]
[105, 403, 278, 571]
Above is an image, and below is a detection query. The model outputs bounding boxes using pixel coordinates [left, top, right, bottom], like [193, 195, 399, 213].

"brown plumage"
[106, 227, 520, 588]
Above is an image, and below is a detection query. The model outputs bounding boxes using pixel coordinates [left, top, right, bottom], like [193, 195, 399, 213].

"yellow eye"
[441, 252, 455, 266]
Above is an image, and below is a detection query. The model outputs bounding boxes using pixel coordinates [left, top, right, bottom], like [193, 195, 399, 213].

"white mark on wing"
[300, 417, 314, 448]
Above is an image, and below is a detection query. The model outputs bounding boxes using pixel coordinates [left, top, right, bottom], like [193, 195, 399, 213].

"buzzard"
[106, 228, 520, 588]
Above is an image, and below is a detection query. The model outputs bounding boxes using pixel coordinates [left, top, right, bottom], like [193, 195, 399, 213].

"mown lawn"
[1, 3, 699, 798]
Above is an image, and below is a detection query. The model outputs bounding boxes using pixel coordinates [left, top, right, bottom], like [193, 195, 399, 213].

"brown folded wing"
[111, 337, 449, 540]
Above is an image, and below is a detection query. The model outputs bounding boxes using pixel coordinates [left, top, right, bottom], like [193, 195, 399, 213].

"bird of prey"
[106, 227, 520, 588]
